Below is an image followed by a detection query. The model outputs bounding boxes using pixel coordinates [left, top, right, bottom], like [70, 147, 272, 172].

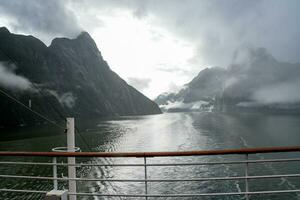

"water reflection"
[1, 112, 300, 199]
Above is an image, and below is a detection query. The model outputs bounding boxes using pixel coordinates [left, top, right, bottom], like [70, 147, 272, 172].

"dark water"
[0, 112, 300, 199]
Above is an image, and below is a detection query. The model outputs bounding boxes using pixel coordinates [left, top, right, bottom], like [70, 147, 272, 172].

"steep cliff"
[0, 27, 161, 127]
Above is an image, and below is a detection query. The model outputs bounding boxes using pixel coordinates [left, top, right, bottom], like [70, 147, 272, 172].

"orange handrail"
[0, 146, 299, 157]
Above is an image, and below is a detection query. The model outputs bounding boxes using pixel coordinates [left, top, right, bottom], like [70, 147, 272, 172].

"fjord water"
[0, 112, 300, 199]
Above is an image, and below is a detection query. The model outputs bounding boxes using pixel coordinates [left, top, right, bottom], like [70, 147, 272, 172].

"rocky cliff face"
[0, 27, 161, 127]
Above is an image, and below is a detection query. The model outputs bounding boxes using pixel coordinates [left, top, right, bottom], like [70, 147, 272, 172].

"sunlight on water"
[104, 113, 209, 152]
[1, 112, 300, 199]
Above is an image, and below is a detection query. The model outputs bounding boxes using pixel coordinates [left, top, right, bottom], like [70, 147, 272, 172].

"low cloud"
[127, 77, 151, 92]
[225, 47, 300, 105]
[252, 80, 300, 104]
[160, 100, 211, 111]
[158, 47, 300, 111]
[156, 66, 191, 75]
[167, 82, 181, 93]
[47, 90, 76, 108]
[0, 62, 33, 91]
[59, 92, 76, 108]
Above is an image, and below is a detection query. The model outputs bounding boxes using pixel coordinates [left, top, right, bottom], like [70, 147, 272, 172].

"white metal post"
[245, 154, 249, 200]
[53, 157, 58, 190]
[28, 99, 32, 109]
[67, 118, 77, 200]
[144, 157, 148, 200]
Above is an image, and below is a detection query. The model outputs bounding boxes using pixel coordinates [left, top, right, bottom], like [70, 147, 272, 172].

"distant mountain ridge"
[155, 48, 300, 113]
[155, 67, 226, 112]
[0, 27, 161, 127]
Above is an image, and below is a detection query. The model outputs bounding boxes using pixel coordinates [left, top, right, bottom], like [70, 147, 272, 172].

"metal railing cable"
[0, 88, 64, 129]
[0, 52, 65, 129]
[0, 147, 300, 198]
[0, 78, 121, 198]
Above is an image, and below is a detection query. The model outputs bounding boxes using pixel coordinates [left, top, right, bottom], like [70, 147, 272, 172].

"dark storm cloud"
[78, 0, 300, 65]
[0, 0, 81, 42]
[2, 0, 299, 65]
[140, 0, 300, 65]
[127, 77, 151, 92]
[1, 0, 300, 99]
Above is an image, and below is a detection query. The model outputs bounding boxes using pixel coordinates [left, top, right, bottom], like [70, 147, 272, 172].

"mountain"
[221, 48, 300, 113]
[0, 27, 161, 127]
[155, 67, 226, 112]
[155, 48, 300, 113]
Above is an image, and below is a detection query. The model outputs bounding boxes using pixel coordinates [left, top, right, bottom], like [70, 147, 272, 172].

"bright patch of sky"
[90, 10, 194, 98]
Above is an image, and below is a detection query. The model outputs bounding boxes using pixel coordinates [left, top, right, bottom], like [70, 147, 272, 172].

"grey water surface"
[0, 112, 300, 200]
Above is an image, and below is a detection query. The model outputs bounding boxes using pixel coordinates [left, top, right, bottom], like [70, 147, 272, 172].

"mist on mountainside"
[0, 27, 161, 127]
[156, 47, 300, 113]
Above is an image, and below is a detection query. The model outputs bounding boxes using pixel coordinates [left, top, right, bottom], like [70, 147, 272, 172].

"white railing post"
[245, 154, 249, 200]
[144, 157, 148, 200]
[67, 118, 77, 200]
[52, 157, 58, 190]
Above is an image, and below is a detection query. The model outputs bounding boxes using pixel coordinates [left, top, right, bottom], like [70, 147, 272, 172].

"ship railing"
[0, 146, 300, 199]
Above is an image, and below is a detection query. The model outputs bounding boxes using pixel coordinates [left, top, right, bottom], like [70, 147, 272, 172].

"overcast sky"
[0, 0, 299, 99]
